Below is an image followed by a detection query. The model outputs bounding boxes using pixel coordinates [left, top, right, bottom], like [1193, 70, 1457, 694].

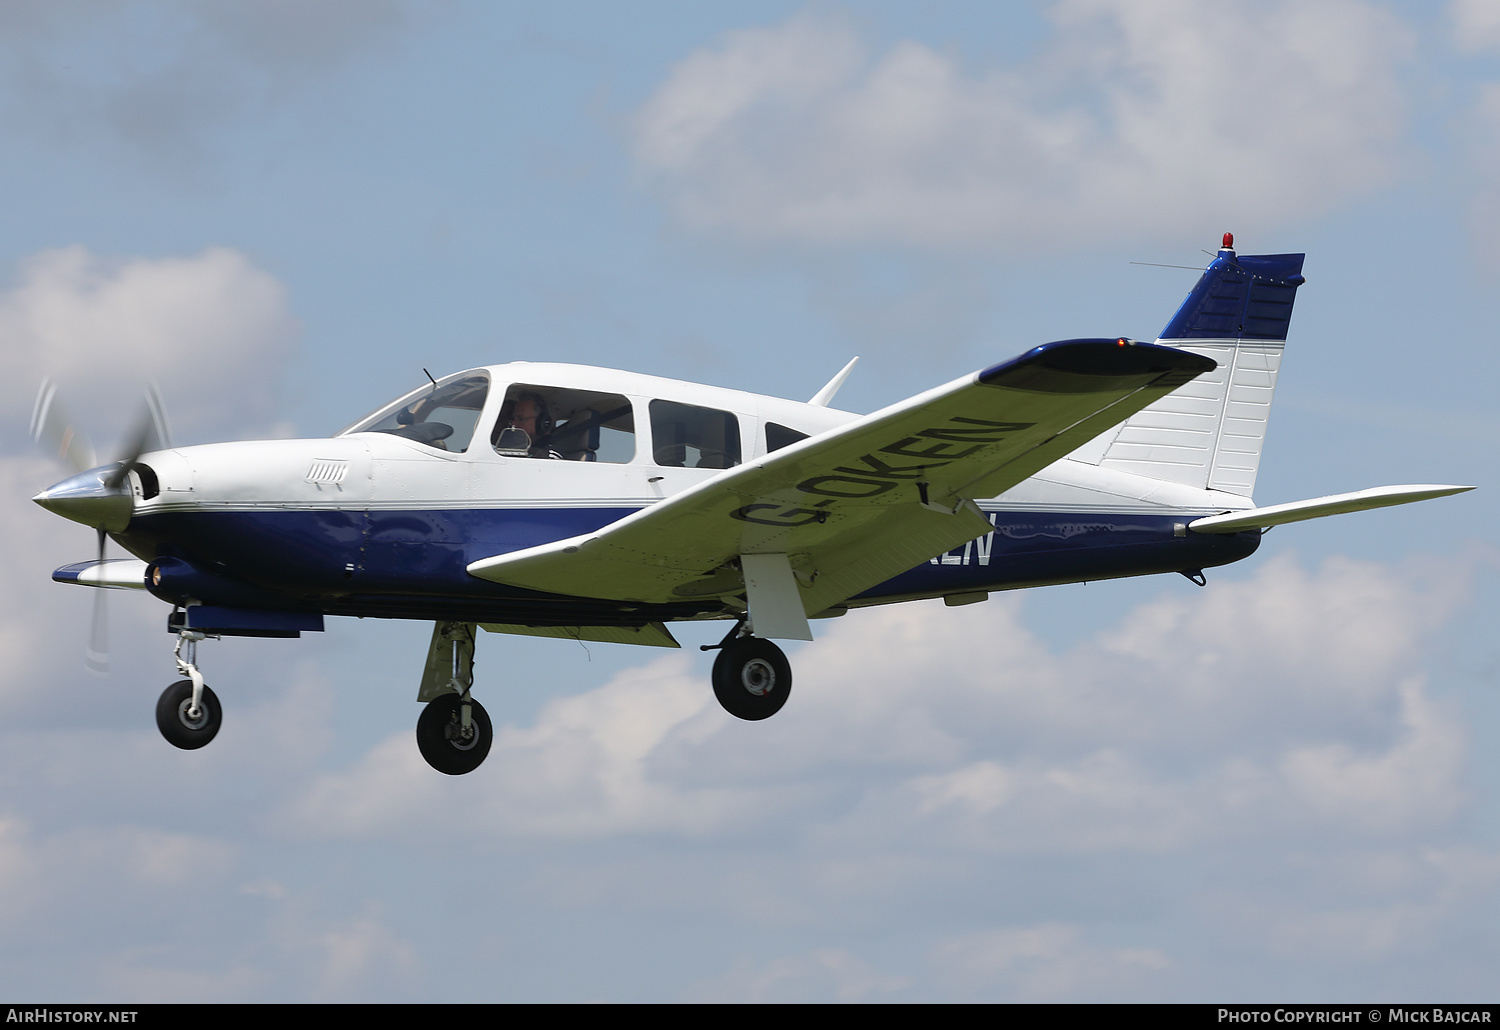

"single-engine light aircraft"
[31, 236, 1472, 774]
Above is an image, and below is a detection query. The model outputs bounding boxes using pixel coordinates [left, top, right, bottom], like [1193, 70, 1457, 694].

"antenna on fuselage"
[422, 368, 438, 387]
[809, 356, 859, 407]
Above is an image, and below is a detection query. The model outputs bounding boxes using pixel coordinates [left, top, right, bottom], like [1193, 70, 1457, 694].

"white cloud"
[263, 549, 1497, 997]
[930, 923, 1176, 1001]
[1200, 845, 1500, 964]
[0, 817, 37, 924]
[1279, 677, 1466, 833]
[1450, 0, 1500, 52]
[1446, 2, 1500, 263]
[0, 0, 407, 159]
[0, 816, 237, 937]
[631, 1, 1414, 251]
[684, 947, 913, 1002]
[0, 245, 299, 445]
[0, 643, 427, 1001]
[96, 962, 268, 1005]
[311, 905, 423, 1002]
[0, 808, 426, 1001]
[0, 545, 1492, 999]
[285, 552, 1477, 860]
[1462, 83, 1500, 265]
[281, 656, 786, 841]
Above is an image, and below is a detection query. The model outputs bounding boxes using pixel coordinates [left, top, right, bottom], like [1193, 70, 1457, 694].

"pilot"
[493, 392, 562, 459]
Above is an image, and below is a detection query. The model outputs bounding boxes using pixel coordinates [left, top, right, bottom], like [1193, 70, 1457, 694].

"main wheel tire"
[155, 679, 223, 750]
[416, 693, 493, 775]
[712, 638, 792, 721]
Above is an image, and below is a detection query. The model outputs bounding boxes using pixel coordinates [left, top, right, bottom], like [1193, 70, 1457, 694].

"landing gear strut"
[156, 631, 222, 749]
[711, 636, 792, 721]
[414, 621, 493, 774]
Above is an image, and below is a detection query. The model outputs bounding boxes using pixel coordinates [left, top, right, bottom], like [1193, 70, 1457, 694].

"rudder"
[1079, 235, 1306, 498]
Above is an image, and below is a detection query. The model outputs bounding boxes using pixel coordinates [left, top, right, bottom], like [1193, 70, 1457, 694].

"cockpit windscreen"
[338, 373, 491, 452]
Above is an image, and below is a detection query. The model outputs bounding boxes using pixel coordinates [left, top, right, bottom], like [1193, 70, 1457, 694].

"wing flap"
[469, 340, 1216, 609]
[478, 622, 680, 648]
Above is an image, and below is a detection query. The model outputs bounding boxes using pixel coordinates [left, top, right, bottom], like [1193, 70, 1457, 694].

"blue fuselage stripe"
[119, 505, 1258, 622]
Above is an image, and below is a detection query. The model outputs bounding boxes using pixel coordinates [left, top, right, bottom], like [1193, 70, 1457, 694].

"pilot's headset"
[493, 391, 553, 456]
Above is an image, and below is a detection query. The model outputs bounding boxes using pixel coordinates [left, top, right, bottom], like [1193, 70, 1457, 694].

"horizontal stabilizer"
[1188, 485, 1473, 534]
[51, 558, 150, 589]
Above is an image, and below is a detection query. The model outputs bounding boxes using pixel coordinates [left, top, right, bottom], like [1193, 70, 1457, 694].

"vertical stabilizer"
[1082, 236, 1305, 498]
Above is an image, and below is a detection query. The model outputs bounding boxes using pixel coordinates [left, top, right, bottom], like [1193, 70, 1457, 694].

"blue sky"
[1, 0, 1497, 1002]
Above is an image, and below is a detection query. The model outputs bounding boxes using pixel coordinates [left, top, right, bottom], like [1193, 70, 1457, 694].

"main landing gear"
[416, 692, 493, 776]
[415, 621, 493, 775]
[156, 631, 222, 749]
[703, 623, 792, 721]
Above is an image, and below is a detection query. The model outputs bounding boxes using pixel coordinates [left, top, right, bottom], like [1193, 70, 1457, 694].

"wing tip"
[978, 338, 1216, 391]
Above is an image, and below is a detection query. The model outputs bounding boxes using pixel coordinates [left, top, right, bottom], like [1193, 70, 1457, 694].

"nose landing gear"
[156, 631, 222, 749]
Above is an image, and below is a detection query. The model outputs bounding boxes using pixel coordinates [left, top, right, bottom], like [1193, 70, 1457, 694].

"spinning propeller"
[30, 380, 172, 673]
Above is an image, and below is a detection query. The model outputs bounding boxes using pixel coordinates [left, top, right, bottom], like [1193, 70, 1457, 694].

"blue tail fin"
[1158, 238, 1306, 341]
[1076, 236, 1306, 498]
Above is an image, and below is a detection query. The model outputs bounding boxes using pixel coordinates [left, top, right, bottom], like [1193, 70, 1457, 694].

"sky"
[0, 0, 1497, 1003]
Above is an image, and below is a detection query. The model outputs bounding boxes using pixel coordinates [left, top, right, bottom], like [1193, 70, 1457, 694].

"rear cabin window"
[649, 400, 741, 469]
[491, 385, 635, 462]
[765, 422, 810, 454]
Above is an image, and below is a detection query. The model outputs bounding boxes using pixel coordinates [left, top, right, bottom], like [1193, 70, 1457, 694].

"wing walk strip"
[467, 340, 1218, 639]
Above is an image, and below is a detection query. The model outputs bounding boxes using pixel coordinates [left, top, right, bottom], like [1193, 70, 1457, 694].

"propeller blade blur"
[30, 379, 98, 474]
[85, 527, 109, 675]
[106, 385, 173, 491]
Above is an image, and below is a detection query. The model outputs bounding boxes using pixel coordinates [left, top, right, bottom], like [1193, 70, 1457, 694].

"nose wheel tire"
[712, 638, 792, 721]
[416, 693, 494, 775]
[156, 679, 223, 750]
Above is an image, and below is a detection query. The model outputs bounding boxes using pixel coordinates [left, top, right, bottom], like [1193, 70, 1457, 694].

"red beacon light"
[1222, 231, 1234, 250]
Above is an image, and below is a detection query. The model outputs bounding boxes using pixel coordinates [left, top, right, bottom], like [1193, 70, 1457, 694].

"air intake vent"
[305, 459, 349, 485]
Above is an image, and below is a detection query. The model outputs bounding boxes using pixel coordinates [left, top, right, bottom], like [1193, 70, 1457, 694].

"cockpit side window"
[649, 400, 741, 469]
[492, 384, 635, 462]
[342, 374, 490, 452]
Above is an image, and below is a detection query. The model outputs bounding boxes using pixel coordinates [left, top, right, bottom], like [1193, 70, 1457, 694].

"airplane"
[30, 234, 1472, 775]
